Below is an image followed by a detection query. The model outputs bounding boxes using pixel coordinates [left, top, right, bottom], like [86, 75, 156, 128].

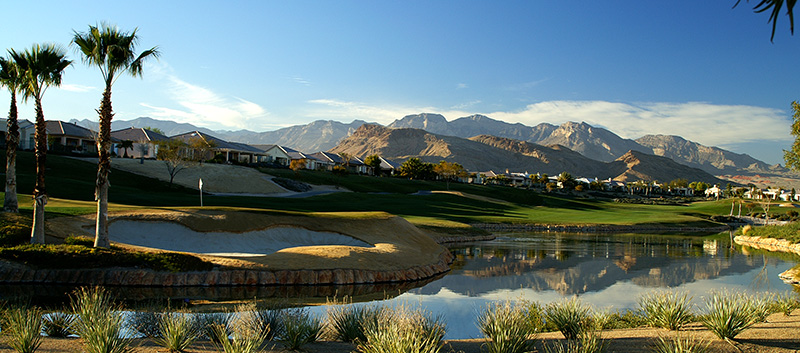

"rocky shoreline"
[734, 235, 800, 285]
[0, 250, 454, 287]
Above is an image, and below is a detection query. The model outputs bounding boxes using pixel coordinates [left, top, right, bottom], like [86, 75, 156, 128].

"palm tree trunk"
[30, 98, 47, 244]
[94, 86, 113, 248]
[4, 92, 19, 213]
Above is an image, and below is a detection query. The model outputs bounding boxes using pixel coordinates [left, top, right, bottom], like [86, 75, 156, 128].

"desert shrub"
[42, 312, 74, 337]
[700, 290, 764, 341]
[638, 290, 694, 331]
[0, 225, 30, 246]
[356, 304, 446, 353]
[477, 300, 542, 353]
[651, 333, 710, 353]
[195, 312, 232, 343]
[602, 309, 647, 329]
[542, 330, 607, 353]
[325, 298, 385, 342]
[280, 308, 322, 350]
[154, 312, 200, 353]
[770, 292, 800, 316]
[64, 235, 94, 247]
[272, 177, 312, 192]
[545, 297, 593, 340]
[70, 287, 132, 353]
[214, 303, 267, 353]
[2, 305, 44, 353]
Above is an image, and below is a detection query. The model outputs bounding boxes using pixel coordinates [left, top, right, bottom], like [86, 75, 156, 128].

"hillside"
[331, 125, 724, 183]
[635, 134, 775, 174]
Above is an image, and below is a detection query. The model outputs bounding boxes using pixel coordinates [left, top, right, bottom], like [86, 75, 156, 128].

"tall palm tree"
[10, 44, 71, 244]
[72, 24, 159, 248]
[0, 56, 23, 213]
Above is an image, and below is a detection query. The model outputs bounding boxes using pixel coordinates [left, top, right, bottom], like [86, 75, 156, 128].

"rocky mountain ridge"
[330, 124, 723, 184]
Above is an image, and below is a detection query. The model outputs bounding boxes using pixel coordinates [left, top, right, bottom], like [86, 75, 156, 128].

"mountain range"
[71, 113, 788, 181]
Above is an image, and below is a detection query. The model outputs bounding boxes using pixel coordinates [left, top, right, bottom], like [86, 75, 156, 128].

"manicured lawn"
[2, 152, 737, 229]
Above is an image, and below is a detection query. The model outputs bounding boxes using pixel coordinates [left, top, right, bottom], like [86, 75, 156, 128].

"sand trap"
[108, 220, 372, 257]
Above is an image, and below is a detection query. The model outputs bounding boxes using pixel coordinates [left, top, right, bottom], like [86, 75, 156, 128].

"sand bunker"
[108, 220, 372, 257]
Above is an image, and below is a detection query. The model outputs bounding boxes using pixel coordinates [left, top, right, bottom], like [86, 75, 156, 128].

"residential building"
[110, 127, 170, 159]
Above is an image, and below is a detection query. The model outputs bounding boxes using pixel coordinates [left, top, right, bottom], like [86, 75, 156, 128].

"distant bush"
[272, 177, 312, 192]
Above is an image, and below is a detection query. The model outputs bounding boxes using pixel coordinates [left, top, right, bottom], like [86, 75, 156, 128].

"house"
[378, 157, 401, 175]
[45, 120, 98, 154]
[704, 185, 723, 198]
[110, 127, 170, 159]
[170, 131, 267, 163]
[0, 118, 35, 150]
[260, 145, 313, 167]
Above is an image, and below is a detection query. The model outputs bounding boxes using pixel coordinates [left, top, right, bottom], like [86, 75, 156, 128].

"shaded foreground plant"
[651, 333, 710, 353]
[70, 287, 132, 353]
[213, 303, 267, 353]
[324, 297, 384, 342]
[196, 312, 232, 344]
[356, 304, 446, 353]
[700, 290, 764, 341]
[545, 297, 593, 340]
[42, 312, 74, 337]
[154, 312, 200, 352]
[127, 310, 162, 338]
[477, 300, 542, 353]
[280, 308, 322, 350]
[1, 305, 43, 353]
[638, 290, 694, 331]
[542, 330, 607, 353]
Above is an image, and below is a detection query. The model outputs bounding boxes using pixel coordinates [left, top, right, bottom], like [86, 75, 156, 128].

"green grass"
[740, 222, 800, 243]
[0, 151, 734, 231]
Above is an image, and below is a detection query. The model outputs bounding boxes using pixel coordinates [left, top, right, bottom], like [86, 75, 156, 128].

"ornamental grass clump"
[325, 298, 384, 343]
[154, 312, 200, 352]
[280, 308, 322, 351]
[542, 330, 608, 353]
[213, 304, 267, 353]
[638, 290, 694, 331]
[651, 333, 710, 353]
[545, 297, 593, 340]
[70, 287, 132, 353]
[700, 290, 763, 341]
[477, 300, 543, 353]
[127, 310, 162, 338]
[356, 304, 446, 353]
[1, 305, 44, 353]
[195, 312, 232, 344]
[42, 312, 74, 337]
[771, 292, 800, 316]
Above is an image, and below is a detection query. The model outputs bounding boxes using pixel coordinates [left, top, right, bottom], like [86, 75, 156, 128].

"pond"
[1, 232, 797, 340]
[368, 232, 799, 339]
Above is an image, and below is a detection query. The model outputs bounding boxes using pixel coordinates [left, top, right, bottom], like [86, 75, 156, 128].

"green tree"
[399, 157, 435, 180]
[433, 160, 468, 190]
[557, 172, 576, 190]
[156, 139, 190, 188]
[364, 155, 382, 175]
[72, 23, 160, 248]
[783, 101, 800, 172]
[0, 56, 23, 213]
[10, 44, 72, 244]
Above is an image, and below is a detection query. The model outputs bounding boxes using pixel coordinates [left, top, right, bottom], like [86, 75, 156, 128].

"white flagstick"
[199, 178, 204, 207]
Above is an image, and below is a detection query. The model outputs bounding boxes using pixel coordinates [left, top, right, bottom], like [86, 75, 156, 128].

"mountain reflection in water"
[392, 233, 798, 339]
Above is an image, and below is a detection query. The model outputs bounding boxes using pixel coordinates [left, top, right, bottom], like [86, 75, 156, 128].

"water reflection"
[393, 233, 799, 339]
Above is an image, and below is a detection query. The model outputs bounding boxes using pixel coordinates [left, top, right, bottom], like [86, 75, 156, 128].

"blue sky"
[2, 1, 799, 164]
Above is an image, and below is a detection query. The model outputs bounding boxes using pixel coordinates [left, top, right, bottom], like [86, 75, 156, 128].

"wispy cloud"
[59, 84, 95, 93]
[142, 63, 269, 130]
[307, 99, 438, 124]
[456, 83, 468, 89]
[292, 77, 311, 86]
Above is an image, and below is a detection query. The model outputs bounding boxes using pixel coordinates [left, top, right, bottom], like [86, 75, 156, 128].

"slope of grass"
[1, 151, 733, 228]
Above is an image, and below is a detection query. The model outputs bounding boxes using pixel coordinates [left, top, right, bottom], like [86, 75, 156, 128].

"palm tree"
[0, 56, 23, 213]
[10, 44, 71, 244]
[72, 24, 159, 248]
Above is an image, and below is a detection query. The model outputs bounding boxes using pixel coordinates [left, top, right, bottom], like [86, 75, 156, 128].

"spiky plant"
[325, 297, 385, 342]
[213, 304, 268, 353]
[545, 297, 593, 340]
[195, 312, 232, 344]
[651, 333, 710, 353]
[280, 308, 322, 351]
[2, 306, 44, 353]
[356, 304, 446, 353]
[771, 292, 800, 316]
[542, 330, 608, 353]
[700, 290, 763, 341]
[70, 287, 132, 353]
[42, 312, 74, 337]
[154, 312, 200, 352]
[127, 310, 162, 338]
[638, 290, 694, 331]
[477, 300, 541, 353]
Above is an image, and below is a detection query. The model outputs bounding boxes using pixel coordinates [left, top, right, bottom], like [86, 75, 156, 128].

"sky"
[1, 1, 799, 164]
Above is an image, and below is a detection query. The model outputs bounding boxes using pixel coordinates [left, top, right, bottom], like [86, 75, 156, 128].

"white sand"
[108, 220, 372, 257]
